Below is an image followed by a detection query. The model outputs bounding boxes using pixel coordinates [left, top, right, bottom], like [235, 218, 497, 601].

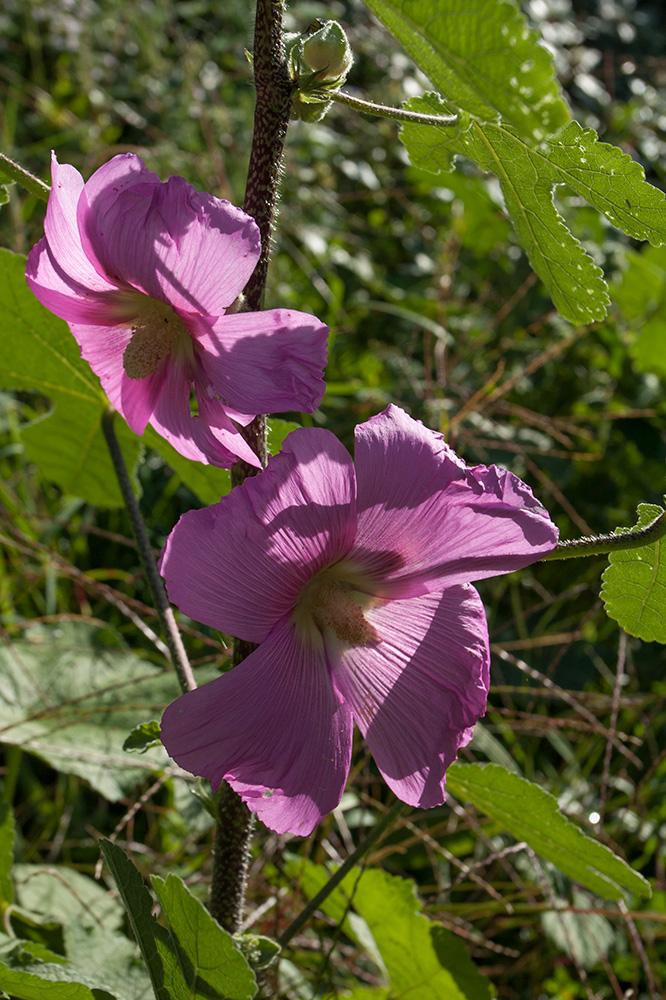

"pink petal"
[160, 428, 357, 642]
[189, 309, 328, 414]
[77, 154, 260, 315]
[25, 239, 136, 326]
[44, 154, 120, 294]
[353, 405, 558, 597]
[148, 360, 260, 468]
[330, 585, 489, 808]
[161, 617, 353, 836]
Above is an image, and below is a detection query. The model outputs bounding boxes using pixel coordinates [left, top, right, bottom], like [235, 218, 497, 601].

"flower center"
[296, 572, 378, 646]
[123, 299, 190, 380]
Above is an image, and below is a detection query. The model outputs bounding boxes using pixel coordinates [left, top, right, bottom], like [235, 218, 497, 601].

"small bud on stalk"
[286, 19, 353, 122]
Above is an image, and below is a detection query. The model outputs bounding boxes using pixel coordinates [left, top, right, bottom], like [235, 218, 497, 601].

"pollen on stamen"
[123, 301, 187, 380]
[312, 581, 378, 646]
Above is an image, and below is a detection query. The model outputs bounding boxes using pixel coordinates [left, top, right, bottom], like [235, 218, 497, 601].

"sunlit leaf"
[362, 0, 570, 137]
[152, 874, 256, 1000]
[601, 503, 666, 643]
[446, 763, 651, 900]
[401, 98, 666, 323]
[286, 860, 491, 1000]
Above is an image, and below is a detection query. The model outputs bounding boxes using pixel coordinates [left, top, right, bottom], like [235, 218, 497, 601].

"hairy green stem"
[100, 409, 196, 694]
[541, 508, 666, 561]
[278, 799, 407, 948]
[320, 89, 458, 127]
[0, 153, 50, 200]
[208, 0, 294, 935]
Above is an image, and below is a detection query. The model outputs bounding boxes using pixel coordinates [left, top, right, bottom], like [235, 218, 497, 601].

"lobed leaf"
[601, 503, 666, 643]
[401, 97, 666, 324]
[362, 0, 569, 138]
[446, 763, 651, 900]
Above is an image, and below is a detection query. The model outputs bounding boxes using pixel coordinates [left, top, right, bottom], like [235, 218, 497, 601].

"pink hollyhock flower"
[25, 152, 328, 468]
[160, 405, 559, 835]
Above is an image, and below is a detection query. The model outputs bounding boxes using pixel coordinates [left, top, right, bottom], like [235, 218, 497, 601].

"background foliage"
[1, 0, 666, 997]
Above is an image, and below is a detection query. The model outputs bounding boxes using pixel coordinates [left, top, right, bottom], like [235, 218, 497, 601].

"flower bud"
[300, 21, 353, 82]
[287, 20, 353, 123]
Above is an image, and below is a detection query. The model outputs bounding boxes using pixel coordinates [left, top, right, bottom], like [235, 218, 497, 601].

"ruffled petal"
[77, 154, 260, 314]
[330, 585, 489, 808]
[148, 360, 260, 468]
[189, 309, 328, 414]
[160, 427, 357, 641]
[352, 404, 558, 597]
[161, 617, 353, 836]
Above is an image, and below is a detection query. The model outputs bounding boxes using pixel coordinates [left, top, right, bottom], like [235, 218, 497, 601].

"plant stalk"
[100, 409, 196, 694]
[541, 508, 666, 561]
[208, 0, 294, 934]
[0, 153, 50, 200]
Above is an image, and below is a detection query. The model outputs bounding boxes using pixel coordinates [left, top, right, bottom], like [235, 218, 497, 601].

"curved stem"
[278, 799, 407, 948]
[540, 508, 666, 561]
[100, 409, 196, 694]
[208, 0, 294, 935]
[320, 89, 458, 127]
[0, 153, 50, 201]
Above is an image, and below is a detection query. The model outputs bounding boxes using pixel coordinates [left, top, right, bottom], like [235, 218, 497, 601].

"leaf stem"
[319, 89, 458, 127]
[100, 408, 196, 694]
[278, 798, 407, 948]
[0, 153, 50, 201]
[540, 509, 666, 561]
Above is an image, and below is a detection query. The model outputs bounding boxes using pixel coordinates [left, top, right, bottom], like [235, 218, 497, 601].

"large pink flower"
[160, 405, 559, 835]
[26, 153, 329, 468]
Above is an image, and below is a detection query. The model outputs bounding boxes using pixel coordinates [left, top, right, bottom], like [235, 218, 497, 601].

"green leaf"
[361, 0, 569, 138]
[446, 763, 651, 900]
[0, 804, 14, 908]
[0, 622, 201, 800]
[285, 860, 490, 999]
[63, 924, 154, 1000]
[267, 418, 300, 455]
[0, 249, 141, 506]
[152, 874, 256, 1000]
[0, 185, 11, 206]
[101, 843, 256, 1000]
[401, 100, 666, 324]
[601, 503, 666, 643]
[349, 869, 492, 1000]
[0, 963, 108, 1000]
[13, 864, 124, 932]
[99, 840, 172, 1000]
[123, 721, 163, 754]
